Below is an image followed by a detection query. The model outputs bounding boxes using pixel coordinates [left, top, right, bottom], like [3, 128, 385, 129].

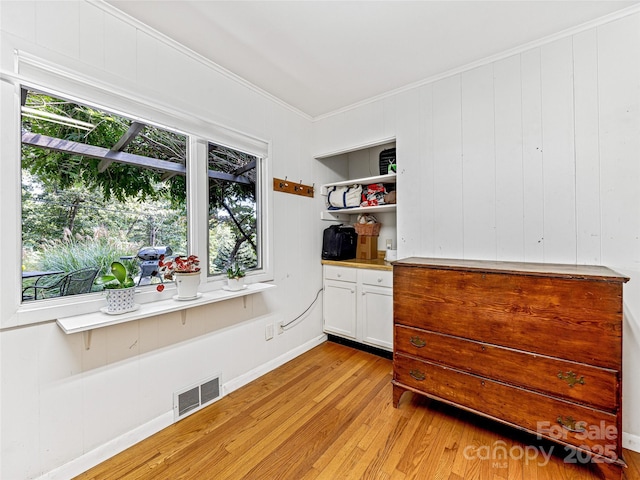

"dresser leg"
[392, 383, 406, 408]
[590, 458, 624, 480]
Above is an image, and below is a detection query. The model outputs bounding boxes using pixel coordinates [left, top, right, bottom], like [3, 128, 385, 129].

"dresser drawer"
[394, 325, 618, 412]
[393, 266, 623, 369]
[324, 265, 357, 283]
[393, 354, 621, 460]
[360, 269, 393, 288]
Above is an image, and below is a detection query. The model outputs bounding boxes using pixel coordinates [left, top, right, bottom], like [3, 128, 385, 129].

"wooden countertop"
[321, 252, 393, 271]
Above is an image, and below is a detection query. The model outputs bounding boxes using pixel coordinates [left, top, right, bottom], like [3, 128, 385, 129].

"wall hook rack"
[273, 177, 314, 198]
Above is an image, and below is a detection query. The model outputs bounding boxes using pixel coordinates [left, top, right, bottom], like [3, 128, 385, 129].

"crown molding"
[90, 0, 313, 122]
[313, 3, 640, 122]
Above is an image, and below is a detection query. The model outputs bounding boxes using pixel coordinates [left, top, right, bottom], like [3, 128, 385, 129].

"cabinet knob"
[377, 277, 382, 283]
[337, 273, 342, 278]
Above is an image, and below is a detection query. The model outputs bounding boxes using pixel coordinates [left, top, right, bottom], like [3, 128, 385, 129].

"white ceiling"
[106, 1, 638, 118]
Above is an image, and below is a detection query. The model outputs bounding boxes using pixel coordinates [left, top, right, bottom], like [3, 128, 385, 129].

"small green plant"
[96, 261, 135, 289]
[226, 264, 245, 280]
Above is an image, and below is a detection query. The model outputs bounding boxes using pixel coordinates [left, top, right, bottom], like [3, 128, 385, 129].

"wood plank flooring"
[76, 342, 640, 480]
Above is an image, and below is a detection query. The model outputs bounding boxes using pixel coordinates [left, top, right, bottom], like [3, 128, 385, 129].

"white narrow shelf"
[57, 282, 275, 335]
[320, 204, 397, 221]
[320, 173, 396, 194]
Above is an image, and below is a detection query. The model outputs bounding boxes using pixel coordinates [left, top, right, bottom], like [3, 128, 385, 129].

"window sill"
[56, 283, 275, 347]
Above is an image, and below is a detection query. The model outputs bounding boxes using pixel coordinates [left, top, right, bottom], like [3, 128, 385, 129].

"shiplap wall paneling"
[104, 10, 137, 81]
[35, 1, 79, 58]
[383, 94, 399, 142]
[461, 64, 496, 260]
[520, 48, 545, 263]
[79, 2, 106, 70]
[540, 37, 577, 263]
[432, 76, 464, 257]
[598, 14, 640, 268]
[313, 102, 386, 157]
[38, 324, 84, 470]
[494, 55, 525, 261]
[573, 29, 602, 266]
[0, 327, 40, 478]
[0, 0, 35, 41]
[136, 30, 158, 93]
[418, 84, 436, 257]
[394, 89, 422, 257]
[154, 41, 189, 102]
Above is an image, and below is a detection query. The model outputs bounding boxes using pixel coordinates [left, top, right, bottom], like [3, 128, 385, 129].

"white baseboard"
[38, 334, 327, 479]
[223, 334, 327, 395]
[623, 432, 640, 453]
[37, 411, 174, 480]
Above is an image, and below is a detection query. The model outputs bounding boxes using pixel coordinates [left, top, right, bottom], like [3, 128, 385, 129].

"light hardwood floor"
[76, 342, 640, 480]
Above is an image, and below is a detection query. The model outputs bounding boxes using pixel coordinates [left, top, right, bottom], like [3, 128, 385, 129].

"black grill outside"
[136, 246, 172, 283]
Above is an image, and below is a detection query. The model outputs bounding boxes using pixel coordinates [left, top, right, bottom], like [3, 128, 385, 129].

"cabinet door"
[323, 279, 357, 339]
[359, 284, 393, 350]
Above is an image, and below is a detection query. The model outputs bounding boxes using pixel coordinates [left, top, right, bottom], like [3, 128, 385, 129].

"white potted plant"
[157, 254, 201, 300]
[96, 261, 137, 314]
[226, 264, 246, 291]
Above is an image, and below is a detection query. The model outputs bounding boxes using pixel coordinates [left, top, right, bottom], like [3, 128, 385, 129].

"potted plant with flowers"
[225, 263, 246, 291]
[96, 261, 137, 314]
[157, 254, 201, 300]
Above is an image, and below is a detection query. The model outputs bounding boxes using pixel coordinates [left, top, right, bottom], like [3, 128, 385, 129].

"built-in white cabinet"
[323, 265, 393, 351]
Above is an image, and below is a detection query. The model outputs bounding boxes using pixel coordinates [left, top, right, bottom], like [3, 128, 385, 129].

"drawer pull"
[556, 416, 586, 433]
[410, 336, 426, 348]
[410, 369, 426, 381]
[557, 371, 585, 388]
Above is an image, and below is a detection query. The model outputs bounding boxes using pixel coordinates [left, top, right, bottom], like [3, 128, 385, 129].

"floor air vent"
[174, 374, 221, 421]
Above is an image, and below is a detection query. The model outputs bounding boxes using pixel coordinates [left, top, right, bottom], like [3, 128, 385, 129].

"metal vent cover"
[174, 374, 221, 421]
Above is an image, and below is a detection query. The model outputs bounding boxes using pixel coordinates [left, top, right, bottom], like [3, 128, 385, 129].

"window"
[21, 87, 189, 301]
[11, 76, 269, 319]
[207, 142, 261, 276]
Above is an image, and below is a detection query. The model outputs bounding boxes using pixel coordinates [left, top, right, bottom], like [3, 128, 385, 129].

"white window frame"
[0, 54, 273, 329]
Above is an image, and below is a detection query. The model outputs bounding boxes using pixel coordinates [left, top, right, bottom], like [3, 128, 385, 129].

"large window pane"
[207, 142, 260, 276]
[21, 88, 188, 301]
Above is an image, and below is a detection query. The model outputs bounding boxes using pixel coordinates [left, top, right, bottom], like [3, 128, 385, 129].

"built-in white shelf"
[320, 173, 396, 193]
[321, 173, 396, 221]
[320, 204, 397, 221]
[57, 283, 275, 348]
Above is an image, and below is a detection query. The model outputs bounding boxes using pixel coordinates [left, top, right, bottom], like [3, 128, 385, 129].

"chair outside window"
[22, 267, 100, 301]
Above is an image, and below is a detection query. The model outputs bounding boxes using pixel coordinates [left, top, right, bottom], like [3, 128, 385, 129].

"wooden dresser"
[392, 257, 629, 480]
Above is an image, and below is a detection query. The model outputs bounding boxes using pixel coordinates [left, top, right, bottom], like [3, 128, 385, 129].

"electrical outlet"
[277, 321, 284, 335]
[265, 323, 274, 340]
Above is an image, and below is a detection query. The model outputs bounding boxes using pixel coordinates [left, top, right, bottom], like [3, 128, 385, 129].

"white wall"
[314, 12, 640, 451]
[0, 2, 331, 479]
